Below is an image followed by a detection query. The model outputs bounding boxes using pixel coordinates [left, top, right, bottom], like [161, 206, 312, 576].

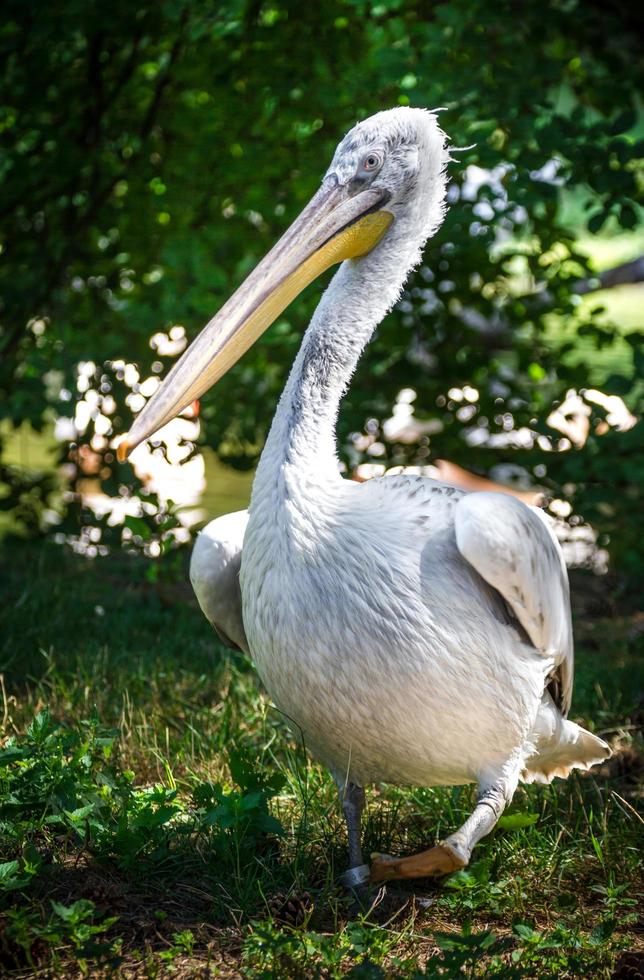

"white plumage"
[193, 482, 605, 791]
[190, 510, 249, 653]
[129, 107, 610, 885]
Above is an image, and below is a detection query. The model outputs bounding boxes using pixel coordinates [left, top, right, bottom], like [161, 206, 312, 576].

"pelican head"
[117, 107, 448, 460]
[327, 108, 448, 241]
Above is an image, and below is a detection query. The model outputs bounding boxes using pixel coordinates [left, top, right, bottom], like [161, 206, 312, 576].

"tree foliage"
[1, 0, 642, 580]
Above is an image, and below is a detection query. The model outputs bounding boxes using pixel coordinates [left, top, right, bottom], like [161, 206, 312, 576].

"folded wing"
[454, 492, 573, 715]
[190, 510, 249, 654]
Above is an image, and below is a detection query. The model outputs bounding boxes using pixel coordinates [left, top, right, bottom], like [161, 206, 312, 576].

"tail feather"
[522, 698, 611, 785]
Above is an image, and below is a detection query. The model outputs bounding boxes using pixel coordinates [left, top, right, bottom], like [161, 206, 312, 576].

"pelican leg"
[339, 783, 370, 889]
[370, 785, 507, 883]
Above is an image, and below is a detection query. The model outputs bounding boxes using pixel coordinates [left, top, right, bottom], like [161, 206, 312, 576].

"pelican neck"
[273, 268, 377, 477]
[251, 229, 416, 506]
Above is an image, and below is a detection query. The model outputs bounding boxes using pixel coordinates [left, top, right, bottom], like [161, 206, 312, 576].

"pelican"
[118, 108, 610, 887]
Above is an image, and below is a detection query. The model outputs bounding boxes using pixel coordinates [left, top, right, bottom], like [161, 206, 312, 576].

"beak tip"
[116, 438, 130, 463]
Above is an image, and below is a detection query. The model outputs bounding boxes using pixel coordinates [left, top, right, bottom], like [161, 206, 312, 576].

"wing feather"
[190, 510, 249, 654]
[454, 492, 573, 715]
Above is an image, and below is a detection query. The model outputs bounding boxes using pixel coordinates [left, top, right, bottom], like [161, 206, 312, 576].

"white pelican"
[118, 108, 610, 887]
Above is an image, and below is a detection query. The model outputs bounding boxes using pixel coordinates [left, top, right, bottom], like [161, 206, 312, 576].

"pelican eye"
[359, 150, 384, 176]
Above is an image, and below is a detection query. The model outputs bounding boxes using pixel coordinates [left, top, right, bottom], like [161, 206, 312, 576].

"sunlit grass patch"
[0, 543, 642, 977]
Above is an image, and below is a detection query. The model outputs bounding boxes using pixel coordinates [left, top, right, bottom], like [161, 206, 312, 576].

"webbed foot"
[369, 842, 466, 882]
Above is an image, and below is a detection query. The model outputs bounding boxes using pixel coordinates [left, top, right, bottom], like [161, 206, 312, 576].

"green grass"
[0, 543, 642, 978]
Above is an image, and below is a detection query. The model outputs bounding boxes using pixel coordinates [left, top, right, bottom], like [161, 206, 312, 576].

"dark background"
[1, 0, 642, 588]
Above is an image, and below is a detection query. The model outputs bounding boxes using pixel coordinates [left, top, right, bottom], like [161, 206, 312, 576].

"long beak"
[117, 179, 392, 461]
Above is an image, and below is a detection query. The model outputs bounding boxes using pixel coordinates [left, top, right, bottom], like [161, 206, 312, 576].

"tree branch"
[573, 255, 644, 294]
